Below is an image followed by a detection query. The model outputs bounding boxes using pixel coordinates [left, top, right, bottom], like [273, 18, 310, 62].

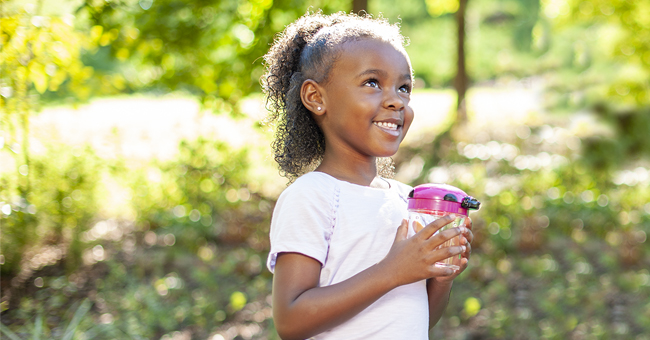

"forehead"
[331, 39, 412, 77]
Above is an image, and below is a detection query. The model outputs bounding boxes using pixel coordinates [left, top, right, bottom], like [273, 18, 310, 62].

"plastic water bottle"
[407, 183, 481, 270]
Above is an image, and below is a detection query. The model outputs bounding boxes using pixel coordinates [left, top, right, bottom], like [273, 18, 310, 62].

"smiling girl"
[263, 12, 474, 340]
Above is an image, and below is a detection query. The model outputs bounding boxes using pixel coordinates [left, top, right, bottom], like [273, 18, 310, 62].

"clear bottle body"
[408, 209, 466, 270]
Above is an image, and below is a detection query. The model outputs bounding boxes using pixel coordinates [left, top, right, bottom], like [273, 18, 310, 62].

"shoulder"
[385, 178, 413, 199]
[291, 171, 339, 190]
[276, 172, 340, 205]
[267, 173, 340, 272]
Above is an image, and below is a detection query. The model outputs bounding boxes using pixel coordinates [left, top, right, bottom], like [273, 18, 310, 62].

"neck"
[316, 150, 378, 186]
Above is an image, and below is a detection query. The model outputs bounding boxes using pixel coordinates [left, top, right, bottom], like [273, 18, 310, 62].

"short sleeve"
[266, 174, 339, 273]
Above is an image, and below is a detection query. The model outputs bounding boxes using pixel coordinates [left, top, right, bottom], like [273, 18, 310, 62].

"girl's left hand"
[433, 217, 473, 283]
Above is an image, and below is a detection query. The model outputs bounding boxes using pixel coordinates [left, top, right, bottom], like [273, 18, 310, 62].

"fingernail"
[461, 246, 467, 252]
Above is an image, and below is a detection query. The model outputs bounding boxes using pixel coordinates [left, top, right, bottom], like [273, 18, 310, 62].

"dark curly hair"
[262, 11, 409, 181]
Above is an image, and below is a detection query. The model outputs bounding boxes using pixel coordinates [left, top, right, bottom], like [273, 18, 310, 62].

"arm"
[272, 252, 398, 340]
[427, 217, 474, 328]
[272, 215, 466, 340]
[426, 278, 454, 328]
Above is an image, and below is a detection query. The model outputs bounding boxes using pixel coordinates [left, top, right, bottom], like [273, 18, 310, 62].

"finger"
[458, 257, 469, 271]
[429, 244, 466, 263]
[462, 229, 474, 244]
[453, 253, 470, 273]
[418, 214, 457, 240]
[461, 242, 472, 259]
[394, 219, 408, 242]
[427, 226, 463, 250]
[465, 217, 473, 231]
[430, 266, 456, 277]
[466, 229, 474, 243]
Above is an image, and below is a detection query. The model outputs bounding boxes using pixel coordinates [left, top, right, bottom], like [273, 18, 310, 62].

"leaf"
[90, 25, 103, 43]
[28, 61, 48, 94]
[463, 297, 481, 317]
[0, 323, 23, 340]
[425, 0, 459, 17]
[33, 312, 43, 340]
[229, 291, 247, 311]
[61, 298, 92, 340]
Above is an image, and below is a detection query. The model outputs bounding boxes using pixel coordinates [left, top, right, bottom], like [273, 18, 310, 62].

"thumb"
[394, 219, 408, 242]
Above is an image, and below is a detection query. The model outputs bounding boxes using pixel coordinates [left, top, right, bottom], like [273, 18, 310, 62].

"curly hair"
[262, 11, 408, 181]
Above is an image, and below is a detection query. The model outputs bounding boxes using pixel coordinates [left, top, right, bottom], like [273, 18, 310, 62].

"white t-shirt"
[267, 172, 429, 340]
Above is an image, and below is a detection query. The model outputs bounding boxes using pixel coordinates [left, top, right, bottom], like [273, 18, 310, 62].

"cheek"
[403, 106, 415, 133]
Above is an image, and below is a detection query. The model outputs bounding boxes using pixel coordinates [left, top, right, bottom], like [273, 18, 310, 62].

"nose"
[383, 87, 405, 111]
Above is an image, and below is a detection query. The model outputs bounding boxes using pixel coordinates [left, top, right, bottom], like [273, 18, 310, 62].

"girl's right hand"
[380, 215, 465, 287]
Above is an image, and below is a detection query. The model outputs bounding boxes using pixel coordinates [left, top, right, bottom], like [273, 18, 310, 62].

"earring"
[317, 106, 322, 111]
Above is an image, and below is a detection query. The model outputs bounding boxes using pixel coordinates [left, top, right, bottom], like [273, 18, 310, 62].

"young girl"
[262, 12, 473, 340]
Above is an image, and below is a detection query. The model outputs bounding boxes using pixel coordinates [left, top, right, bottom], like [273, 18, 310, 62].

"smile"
[373, 121, 399, 130]
[373, 121, 401, 136]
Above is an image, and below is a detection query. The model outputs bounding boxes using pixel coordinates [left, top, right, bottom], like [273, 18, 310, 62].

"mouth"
[373, 120, 402, 136]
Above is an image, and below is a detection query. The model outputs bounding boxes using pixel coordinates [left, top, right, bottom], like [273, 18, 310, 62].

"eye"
[364, 79, 379, 88]
[399, 84, 411, 93]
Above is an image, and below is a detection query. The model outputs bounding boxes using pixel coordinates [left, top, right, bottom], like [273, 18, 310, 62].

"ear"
[300, 79, 326, 116]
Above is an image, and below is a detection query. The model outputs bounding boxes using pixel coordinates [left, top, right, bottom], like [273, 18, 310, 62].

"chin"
[376, 149, 399, 158]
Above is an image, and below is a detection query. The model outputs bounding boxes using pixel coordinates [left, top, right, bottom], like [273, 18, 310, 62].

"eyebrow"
[357, 69, 412, 82]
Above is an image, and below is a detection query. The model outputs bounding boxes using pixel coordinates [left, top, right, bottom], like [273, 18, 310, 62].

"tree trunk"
[454, 0, 468, 124]
[352, 0, 368, 14]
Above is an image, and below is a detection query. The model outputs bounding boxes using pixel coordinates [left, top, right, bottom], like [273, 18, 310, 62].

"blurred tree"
[77, 0, 348, 111]
[455, 0, 468, 123]
[424, 0, 542, 125]
[543, 0, 650, 173]
[1, 2, 101, 278]
[426, 0, 469, 124]
[2, 2, 650, 339]
[1, 2, 94, 173]
[352, 0, 368, 14]
[564, 0, 650, 107]
[513, 0, 540, 51]
[1, 0, 352, 273]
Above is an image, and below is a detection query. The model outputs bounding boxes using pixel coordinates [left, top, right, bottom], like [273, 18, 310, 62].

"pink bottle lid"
[407, 183, 480, 216]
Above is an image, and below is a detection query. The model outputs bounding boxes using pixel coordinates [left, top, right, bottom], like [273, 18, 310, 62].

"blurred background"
[1, 0, 649, 339]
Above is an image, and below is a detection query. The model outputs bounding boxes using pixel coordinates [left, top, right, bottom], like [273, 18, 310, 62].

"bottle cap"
[407, 183, 481, 216]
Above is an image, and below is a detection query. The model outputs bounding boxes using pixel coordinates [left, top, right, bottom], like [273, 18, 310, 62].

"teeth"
[374, 121, 398, 130]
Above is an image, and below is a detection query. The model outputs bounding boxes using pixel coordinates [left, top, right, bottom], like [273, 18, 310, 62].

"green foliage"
[1, 1, 108, 278]
[1, 0, 349, 109]
[425, 0, 459, 17]
[123, 137, 272, 248]
[536, 0, 650, 115]
[563, 0, 650, 106]
[4, 110, 647, 338]
[2, 0, 650, 339]
[127, 138, 247, 224]
[405, 115, 650, 338]
[78, 0, 349, 107]
[1, 298, 92, 340]
[1, 137, 277, 339]
[581, 105, 650, 173]
[371, 0, 545, 87]
[0, 145, 102, 276]
[0, 322, 23, 340]
[0, 4, 92, 98]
